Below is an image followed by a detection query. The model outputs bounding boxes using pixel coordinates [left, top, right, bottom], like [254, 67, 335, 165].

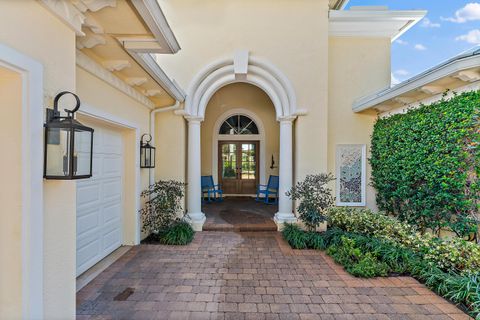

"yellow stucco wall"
[328, 37, 391, 210]
[156, 0, 330, 183]
[154, 111, 187, 182]
[201, 83, 279, 183]
[0, 2, 77, 318]
[0, 67, 23, 320]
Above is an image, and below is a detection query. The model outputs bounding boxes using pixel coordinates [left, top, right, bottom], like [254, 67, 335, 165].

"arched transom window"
[219, 115, 259, 135]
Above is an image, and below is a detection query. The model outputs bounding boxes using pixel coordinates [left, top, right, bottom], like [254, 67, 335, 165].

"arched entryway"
[184, 51, 299, 231]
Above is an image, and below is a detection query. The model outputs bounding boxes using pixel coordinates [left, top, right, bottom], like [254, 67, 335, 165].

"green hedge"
[370, 91, 480, 237]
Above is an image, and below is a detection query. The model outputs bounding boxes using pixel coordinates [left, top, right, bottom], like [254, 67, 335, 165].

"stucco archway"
[184, 51, 299, 231]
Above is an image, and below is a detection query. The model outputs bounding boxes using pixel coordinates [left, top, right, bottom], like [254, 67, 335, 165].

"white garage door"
[76, 122, 123, 276]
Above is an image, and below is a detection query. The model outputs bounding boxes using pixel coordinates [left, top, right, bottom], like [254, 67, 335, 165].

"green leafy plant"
[286, 173, 335, 230]
[140, 180, 187, 233]
[327, 207, 480, 273]
[156, 220, 195, 245]
[370, 90, 480, 237]
[282, 223, 308, 249]
[140, 180, 195, 245]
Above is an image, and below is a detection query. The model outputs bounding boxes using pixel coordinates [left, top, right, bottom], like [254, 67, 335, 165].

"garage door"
[76, 122, 123, 276]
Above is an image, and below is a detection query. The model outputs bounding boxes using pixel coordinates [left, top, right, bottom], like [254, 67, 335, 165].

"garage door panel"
[77, 239, 101, 275]
[103, 202, 121, 224]
[102, 155, 122, 176]
[91, 154, 102, 177]
[77, 183, 101, 207]
[101, 130, 122, 155]
[103, 178, 122, 199]
[77, 207, 100, 237]
[102, 227, 121, 254]
[77, 123, 123, 277]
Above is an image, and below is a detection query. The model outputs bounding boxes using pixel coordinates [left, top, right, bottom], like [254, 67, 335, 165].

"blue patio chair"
[256, 175, 279, 204]
[201, 175, 223, 202]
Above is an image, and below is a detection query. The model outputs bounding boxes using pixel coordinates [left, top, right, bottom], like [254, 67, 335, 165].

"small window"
[219, 115, 259, 135]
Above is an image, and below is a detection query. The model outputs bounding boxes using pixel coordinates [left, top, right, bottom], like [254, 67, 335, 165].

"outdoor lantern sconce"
[140, 134, 155, 168]
[44, 91, 94, 180]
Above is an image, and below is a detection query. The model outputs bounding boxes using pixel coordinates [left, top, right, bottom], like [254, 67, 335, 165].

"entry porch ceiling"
[41, 0, 185, 108]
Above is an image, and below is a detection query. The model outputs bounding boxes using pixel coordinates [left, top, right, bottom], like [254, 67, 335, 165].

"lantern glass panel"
[45, 127, 71, 177]
[151, 147, 155, 168]
[144, 146, 151, 168]
[74, 129, 93, 176]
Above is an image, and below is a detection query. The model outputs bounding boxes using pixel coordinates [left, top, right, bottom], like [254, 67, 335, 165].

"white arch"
[212, 108, 267, 188]
[184, 55, 298, 120]
[185, 52, 298, 231]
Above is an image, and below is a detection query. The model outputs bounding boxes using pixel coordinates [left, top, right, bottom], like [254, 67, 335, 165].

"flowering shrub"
[327, 207, 480, 273]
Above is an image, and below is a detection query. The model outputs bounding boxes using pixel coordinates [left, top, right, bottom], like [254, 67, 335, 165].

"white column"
[275, 118, 296, 225]
[187, 118, 205, 231]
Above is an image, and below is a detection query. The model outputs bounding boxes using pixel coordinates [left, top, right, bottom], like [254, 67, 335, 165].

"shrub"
[282, 223, 308, 249]
[140, 180, 187, 233]
[286, 173, 335, 230]
[156, 221, 195, 245]
[370, 90, 480, 237]
[326, 236, 389, 278]
[327, 207, 480, 273]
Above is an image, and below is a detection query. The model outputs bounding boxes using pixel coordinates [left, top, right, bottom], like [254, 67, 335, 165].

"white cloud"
[456, 29, 480, 44]
[442, 2, 480, 23]
[395, 39, 408, 45]
[414, 44, 427, 51]
[391, 73, 400, 86]
[421, 17, 441, 28]
[394, 69, 410, 76]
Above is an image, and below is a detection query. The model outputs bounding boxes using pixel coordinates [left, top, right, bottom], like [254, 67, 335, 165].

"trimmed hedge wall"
[370, 91, 480, 237]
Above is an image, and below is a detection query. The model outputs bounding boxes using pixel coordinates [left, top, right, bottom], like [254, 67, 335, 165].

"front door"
[219, 141, 259, 194]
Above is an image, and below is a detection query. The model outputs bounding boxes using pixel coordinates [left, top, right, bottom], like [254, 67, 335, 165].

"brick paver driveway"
[77, 232, 470, 320]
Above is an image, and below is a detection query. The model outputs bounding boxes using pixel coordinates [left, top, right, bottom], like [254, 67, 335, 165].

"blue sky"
[345, 1, 480, 84]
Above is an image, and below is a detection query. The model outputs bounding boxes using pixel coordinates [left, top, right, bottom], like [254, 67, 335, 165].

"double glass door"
[218, 141, 259, 194]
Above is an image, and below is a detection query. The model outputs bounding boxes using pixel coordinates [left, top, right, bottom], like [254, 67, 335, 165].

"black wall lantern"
[44, 91, 94, 180]
[140, 134, 155, 168]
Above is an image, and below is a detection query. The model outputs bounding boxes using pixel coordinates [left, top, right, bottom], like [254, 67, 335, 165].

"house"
[0, 0, 434, 319]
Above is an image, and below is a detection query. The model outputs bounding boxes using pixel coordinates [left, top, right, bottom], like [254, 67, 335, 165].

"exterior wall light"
[44, 91, 94, 180]
[140, 134, 155, 168]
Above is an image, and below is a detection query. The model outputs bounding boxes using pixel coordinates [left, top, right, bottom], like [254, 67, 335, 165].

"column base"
[274, 212, 297, 231]
[186, 212, 206, 231]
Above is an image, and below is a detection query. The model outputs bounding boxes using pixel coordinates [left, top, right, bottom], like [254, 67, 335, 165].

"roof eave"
[352, 53, 480, 112]
[130, 0, 181, 54]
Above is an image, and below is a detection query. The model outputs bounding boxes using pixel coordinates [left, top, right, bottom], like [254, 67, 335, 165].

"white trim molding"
[184, 51, 300, 120]
[335, 144, 367, 207]
[0, 43, 44, 319]
[130, 0, 181, 54]
[329, 9, 426, 41]
[76, 50, 156, 109]
[212, 109, 267, 187]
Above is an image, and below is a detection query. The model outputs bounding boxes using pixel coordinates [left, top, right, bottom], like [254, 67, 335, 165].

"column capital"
[185, 115, 204, 123]
[277, 115, 297, 123]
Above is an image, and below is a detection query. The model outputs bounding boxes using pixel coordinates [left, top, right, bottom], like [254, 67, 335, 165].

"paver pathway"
[77, 232, 471, 320]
